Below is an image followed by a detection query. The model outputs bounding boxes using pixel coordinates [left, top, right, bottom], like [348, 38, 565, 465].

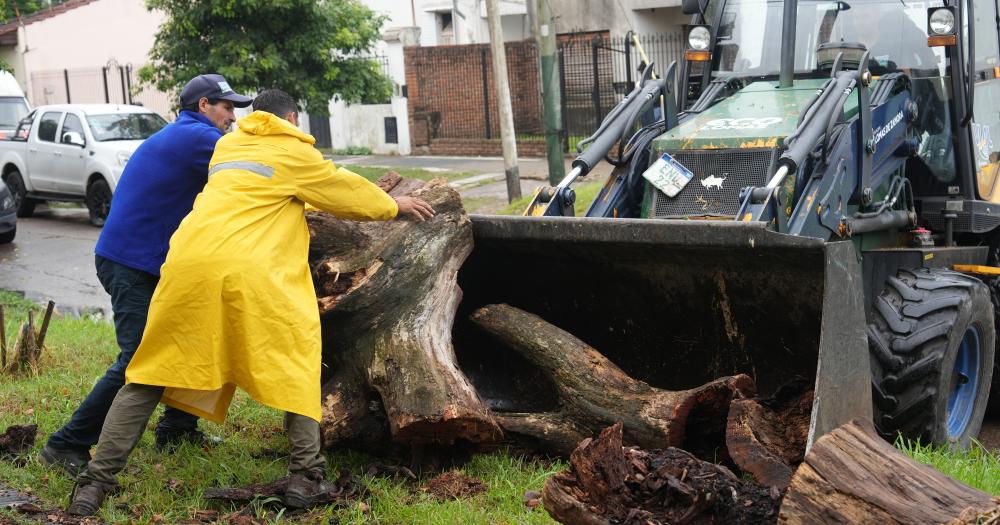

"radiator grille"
[649, 148, 776, 218]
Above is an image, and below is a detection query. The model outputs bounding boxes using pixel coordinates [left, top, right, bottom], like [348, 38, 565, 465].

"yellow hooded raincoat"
[124, 111, 398, 423]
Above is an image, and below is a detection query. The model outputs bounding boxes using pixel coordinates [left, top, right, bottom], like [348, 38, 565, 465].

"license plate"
[642, 153, 694, 198]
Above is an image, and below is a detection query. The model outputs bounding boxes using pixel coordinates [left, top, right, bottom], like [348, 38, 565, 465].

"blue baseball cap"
[180, 74, 253, 108]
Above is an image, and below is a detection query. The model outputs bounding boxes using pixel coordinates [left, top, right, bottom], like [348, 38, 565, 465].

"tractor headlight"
[929, 7, 956, 35]
[688, 25, 711, 51]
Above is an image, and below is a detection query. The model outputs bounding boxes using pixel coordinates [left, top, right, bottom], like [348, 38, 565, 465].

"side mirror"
[62, 131, 85, 147]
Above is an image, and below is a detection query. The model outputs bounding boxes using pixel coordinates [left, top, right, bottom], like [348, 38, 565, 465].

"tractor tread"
[887, 275, 922, 302]
[869, 267, 994, 445]
[871, 378, 896, 412]
[875, 296, 914, 335]
[868, 324, 904, 372]
[883, 351, 942, 393]
[891, 320, 951, 353]
[902, 295, 965, 318]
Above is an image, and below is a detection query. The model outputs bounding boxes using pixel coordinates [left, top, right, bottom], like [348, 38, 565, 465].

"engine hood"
[652, 79, 840, 152]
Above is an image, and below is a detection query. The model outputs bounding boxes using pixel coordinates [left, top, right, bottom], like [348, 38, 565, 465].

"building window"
[384, 117, 398, 144]
[439, 12, 454, 45]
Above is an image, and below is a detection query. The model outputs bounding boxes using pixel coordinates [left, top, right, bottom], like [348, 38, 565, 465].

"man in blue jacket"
[40, 74, 253, 476]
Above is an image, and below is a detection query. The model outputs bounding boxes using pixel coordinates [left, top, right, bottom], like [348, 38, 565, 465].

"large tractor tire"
[868, 268, 994, 446]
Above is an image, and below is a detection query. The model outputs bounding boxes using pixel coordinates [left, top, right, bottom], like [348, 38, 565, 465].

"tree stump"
[469, 303, 756, 456]
[778, 418, 1000, 524]
[310, 175, 500, 449]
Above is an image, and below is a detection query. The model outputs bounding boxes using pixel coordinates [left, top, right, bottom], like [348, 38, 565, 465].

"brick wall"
[405, 40, 544, 157]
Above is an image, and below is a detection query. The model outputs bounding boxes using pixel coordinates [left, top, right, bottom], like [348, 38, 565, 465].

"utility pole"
[486, 0, 522, 202]
[534, 0, 564, 185]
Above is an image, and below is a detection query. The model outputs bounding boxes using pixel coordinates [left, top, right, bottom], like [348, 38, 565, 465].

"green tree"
[0, 0, 62, 22]
[140, 0, 393, 115]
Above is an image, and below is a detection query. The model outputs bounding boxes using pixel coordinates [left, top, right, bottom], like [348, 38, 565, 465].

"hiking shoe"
[154, 429, 222, 452]
[284, 473, 322, 510]
[67, 483, 107, 517]
[39, 444, 90, 477]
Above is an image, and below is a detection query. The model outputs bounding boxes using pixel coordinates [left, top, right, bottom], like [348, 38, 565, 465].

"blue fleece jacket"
[95, 111, 222, 276]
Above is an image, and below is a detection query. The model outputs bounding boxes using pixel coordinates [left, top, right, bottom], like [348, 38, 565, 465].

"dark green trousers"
[77, 383, 326, 488]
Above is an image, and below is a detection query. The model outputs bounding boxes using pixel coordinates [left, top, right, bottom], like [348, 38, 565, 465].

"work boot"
[39, 444, 90, 477]
[283, 472, 326, 510]
[154, 429, 222, 453]
[66, 483, 107, 517]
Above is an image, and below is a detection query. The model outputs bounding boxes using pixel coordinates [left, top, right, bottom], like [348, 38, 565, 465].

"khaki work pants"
[77, 383, 326, 488]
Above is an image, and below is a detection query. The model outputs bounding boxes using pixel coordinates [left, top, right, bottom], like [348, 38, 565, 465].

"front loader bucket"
[453, 216, 873, 448]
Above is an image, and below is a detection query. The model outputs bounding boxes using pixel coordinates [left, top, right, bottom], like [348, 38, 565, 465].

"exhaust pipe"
[779, 0, 798, 88]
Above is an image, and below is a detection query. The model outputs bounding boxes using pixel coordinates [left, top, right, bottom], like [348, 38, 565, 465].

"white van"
[0, 72, 30, 139]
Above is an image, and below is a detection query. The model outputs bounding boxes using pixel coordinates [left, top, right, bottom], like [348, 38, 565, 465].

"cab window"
[37, 112, 61, 142]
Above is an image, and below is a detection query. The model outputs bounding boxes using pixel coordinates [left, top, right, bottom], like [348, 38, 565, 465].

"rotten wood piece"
[3, 302, 55, 375]
[542, 422, 782, 525]
[310, 174, 500, 449]
[726, 379, 813, 490]
[1, 305, 6, 369]
[5, 310, 37, 374]
[0, 424, 36, 456]
[35, 300, 55, 349]
[469, 303, 756, 456]
[778, 418, 1000, 524]
[203, 472, 363, 508]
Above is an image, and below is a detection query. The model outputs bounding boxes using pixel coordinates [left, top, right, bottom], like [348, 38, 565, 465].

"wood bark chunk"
[542, 422, 782, 525]
[311, 176, 500, 448]
[778, 418, 1000, 524]
[469, 303, 756, 454]
[202, 472, 363, 508]
[726, 380, 813, 490]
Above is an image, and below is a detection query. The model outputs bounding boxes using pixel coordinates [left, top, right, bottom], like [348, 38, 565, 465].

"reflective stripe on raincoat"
[124, 110, 398, 422]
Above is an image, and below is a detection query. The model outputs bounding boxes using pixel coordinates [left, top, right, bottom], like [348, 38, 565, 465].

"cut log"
[726, 379, 813, 490]
[542, 422, 783, 525]
[778, 418, 1000, 524]
[311, 175, 500, 448]
[469, 303, 756, 456]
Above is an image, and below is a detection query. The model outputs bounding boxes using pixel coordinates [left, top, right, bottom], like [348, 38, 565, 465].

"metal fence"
[29, 64, 175, 120]
[405, 31, 684, 154]
[562, 32, 685, 150]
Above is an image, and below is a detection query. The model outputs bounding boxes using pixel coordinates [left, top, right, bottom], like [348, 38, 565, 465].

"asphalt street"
[0, 206, 110, 316]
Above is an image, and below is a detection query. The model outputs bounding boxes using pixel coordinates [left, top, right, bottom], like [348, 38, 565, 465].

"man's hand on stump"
[394, 196, 436, 222]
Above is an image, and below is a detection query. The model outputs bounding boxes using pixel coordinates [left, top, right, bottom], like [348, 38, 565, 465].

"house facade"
[0, 0, 169, 116]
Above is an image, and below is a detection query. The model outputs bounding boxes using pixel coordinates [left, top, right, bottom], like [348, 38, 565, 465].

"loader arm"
[738, 62, 918, 240]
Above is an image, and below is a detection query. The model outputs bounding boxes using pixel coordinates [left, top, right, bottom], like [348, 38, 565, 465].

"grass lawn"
[0, 292, 562, 524]
[497, 179, 605, 216]
[897, 437, 1000, 495]
[339, 164, 473, 184]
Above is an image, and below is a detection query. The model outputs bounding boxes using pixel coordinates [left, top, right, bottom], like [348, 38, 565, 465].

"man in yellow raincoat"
[68, 89, 435, 516]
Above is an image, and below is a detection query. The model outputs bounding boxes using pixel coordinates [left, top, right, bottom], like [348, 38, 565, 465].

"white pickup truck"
[0, 104, 168, 226]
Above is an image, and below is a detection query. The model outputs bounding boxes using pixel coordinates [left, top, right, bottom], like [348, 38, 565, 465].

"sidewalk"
[329, 154, 598, 182]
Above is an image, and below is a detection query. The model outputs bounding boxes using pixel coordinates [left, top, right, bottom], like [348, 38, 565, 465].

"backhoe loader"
[454, 0, 1000, 449]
